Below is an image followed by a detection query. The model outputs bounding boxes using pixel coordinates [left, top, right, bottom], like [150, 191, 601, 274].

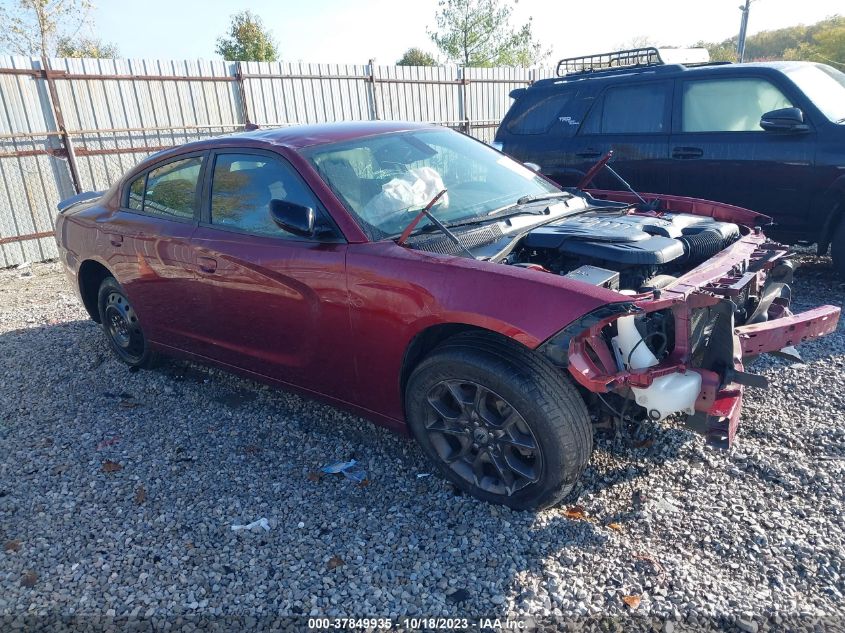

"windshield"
[782, 63, 845, 123]
[303, 129, 559, 238]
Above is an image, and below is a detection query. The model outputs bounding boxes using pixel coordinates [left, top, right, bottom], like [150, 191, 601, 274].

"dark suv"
[494, 48, 845, 274]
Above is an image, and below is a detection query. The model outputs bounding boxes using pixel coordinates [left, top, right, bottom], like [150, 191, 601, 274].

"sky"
[88, 0, 843, 64]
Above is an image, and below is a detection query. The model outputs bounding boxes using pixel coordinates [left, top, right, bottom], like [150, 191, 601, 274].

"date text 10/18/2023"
[307, 617, 530, 630]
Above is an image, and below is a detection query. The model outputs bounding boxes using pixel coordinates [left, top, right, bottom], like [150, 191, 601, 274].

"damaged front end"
[540, 222, 840, 448]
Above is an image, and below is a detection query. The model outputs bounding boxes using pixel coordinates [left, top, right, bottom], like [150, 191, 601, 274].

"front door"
[187, 150, 355, 399]
[666, 75, 816, 237]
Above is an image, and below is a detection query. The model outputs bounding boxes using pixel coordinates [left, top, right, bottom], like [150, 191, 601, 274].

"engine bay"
[404, 193, 743, 293]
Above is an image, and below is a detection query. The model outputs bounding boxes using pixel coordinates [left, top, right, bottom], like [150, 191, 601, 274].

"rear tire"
[405, 332, 592, 510]
[832, 217, 845, 278]
[97, 277, 158, 369]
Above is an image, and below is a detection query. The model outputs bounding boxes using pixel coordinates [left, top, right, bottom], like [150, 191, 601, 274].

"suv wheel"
[405, 332, 592, 510]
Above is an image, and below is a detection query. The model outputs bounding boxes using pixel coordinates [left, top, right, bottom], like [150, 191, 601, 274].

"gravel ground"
[1, 257, 843, 630]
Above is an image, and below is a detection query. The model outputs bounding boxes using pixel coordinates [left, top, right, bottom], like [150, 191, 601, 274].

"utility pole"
[737, 0, 752, 62]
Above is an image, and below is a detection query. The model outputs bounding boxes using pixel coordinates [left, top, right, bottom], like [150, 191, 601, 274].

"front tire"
[832, 217, 845, 278]
[97, 277, 157, 369]
[405, 332, 592, 510]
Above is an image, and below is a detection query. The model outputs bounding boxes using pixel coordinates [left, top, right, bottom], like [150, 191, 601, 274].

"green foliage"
[215, 10, 279, 62]
[0, 0, 94, 57]
[397, 47, 437, 66]
[56, 35, 117, 58]
[698, 15, 844, 67]
[428, 0, 549, 67]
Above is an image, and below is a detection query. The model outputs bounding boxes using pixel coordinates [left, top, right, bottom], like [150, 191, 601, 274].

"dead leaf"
[633, 438, 654, 449]
[326, 555, 345, 570]
[118, 399, 140, 409]
[134, 486, 146, 505]
[20, 571, 37, 588]
[622, 595, 641, 609]
[242, 444, 261, 455]
[4, 539, 21, 552]
[563, 505, 587, 521]
[101, 460, 122, 473]
[307, 472, 323, 483]
[607, 523, 624, 532]
[357, 478, 371, 488]
[96, 436, 121, 450]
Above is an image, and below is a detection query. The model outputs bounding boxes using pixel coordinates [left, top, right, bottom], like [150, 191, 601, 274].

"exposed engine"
[509, 209, 741, 292]
[404, 196, 743, 294]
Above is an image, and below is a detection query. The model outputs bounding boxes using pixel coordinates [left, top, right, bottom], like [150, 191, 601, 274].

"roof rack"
[556, 47, 664, 77]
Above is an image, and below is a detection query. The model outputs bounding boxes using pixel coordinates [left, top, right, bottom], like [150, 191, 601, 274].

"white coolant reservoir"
[613, 315, 702, 421]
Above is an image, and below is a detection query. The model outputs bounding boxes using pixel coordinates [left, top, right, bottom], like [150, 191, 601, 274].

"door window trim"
[119, 150, 208, 224]
[577, 80, 673, 136]
[199, 148, 346, 243]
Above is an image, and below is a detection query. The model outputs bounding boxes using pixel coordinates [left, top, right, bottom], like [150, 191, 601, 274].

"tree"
[0, 0, 93, 57]
[56, 35, 118, 58]
[428, 0, 549, 67]
[397, 47, 437, 66]
[215, 10, 279, 62]
[696, 15, 843, 65]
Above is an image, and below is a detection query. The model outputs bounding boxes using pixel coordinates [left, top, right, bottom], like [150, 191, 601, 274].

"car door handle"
[108, 234, 123, 247]
[672, 146, 704, 159]
[197, 256, 217, 274]
[575, 148, 602, 158]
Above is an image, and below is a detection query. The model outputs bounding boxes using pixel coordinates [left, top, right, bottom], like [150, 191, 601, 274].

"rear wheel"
[97, 277, 157, 369]
[832, 217, 845, 278]
[405, 332, 592, 510]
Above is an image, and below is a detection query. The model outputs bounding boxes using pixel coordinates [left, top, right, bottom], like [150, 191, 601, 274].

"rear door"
[186, 149, 355, 399]
[562, 80, 673, 191]
[666, 74, 817, 234]
[116, 153, 206, 351]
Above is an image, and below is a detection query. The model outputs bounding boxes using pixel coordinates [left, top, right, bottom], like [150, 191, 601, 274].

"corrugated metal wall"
[0, 56, 551, 267]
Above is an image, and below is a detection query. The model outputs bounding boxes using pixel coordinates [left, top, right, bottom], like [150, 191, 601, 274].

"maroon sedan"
[55, 122, 839, 510]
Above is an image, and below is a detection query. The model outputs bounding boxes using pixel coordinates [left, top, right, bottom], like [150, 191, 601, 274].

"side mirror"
[760, 107, 809, 133]
[269, 199, 315, 237]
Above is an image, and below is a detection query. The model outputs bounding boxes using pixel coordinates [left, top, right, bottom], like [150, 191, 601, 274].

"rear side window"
[682, 78, 793, 132]
[506, 91, 580, 135]
[142, 157, 202, 220]
[581, 82, 670, 134]
[210, 153, 322, 239]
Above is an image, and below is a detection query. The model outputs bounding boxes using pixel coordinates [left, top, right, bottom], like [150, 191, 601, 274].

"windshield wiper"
[396, 189, 476, 258]
[514, 191, 572, 206]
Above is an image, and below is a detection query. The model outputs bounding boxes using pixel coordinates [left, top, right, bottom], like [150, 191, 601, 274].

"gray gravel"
[0, 256, 843, 629]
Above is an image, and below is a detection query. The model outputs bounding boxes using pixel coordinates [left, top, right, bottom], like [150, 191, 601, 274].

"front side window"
[304, 129, 560, 239]
[142, 157, 202, 220]
[127, 175, 144, 210]
[210, 153, 323, 239]
[682, 78, 793, 132]
[597, 83, 670, 134]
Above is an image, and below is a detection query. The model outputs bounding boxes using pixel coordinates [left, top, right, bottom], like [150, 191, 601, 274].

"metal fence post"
[367, 59, 380, 120]
[235, 61, 252, 127]
[459, 67, 470, 134]
[40, 57, 82, 195]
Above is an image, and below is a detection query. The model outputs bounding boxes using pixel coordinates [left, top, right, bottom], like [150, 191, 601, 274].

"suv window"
[141, 157, 202, 220]
[506, 91, 579, 135]
[210, 153, 324, 239]
[682, 78, 793, 132]
[581, 82, 670, 134]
